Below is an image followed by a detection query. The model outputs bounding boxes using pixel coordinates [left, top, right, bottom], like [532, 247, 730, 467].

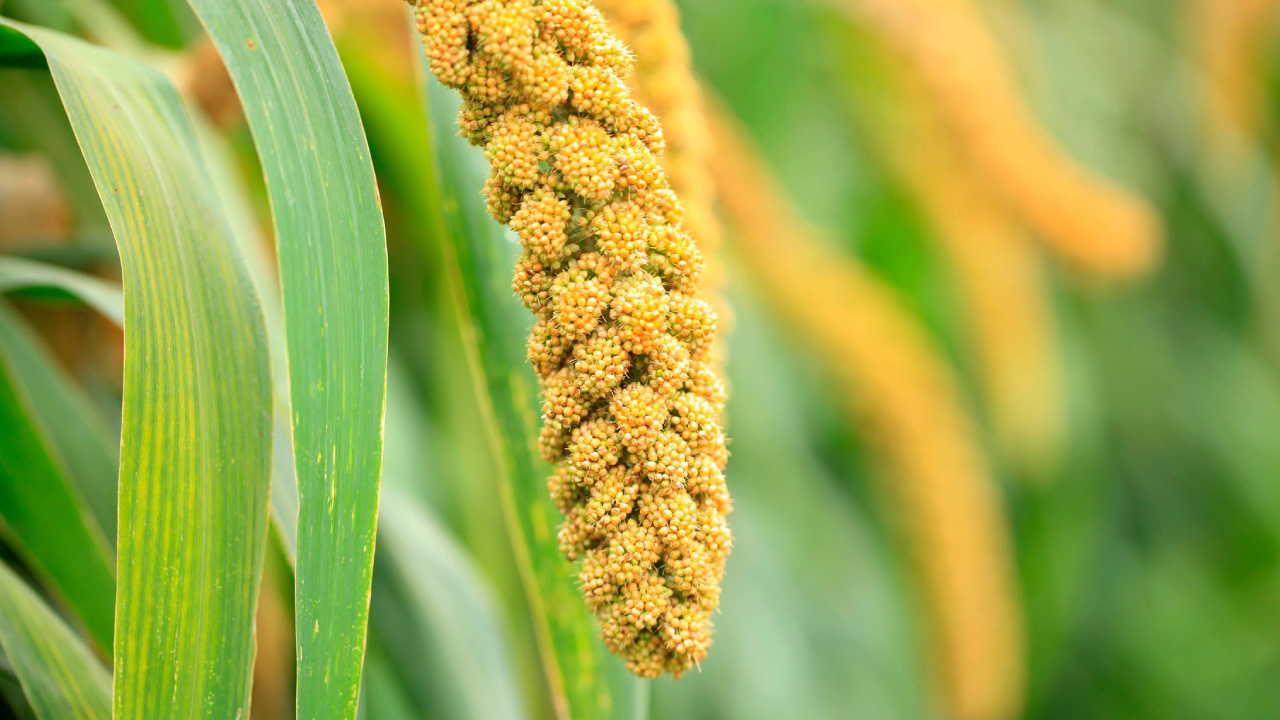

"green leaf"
[371, 486, 525, 720]
[362, 645, 423, 720]
[181, 2, 389, 718]
[0, 19, 275, 719]
[0, 301, 115, 650]
[0, 260, 119, 543]
[0, 561, 111, 720]
[0, 256, 123, 325]
[190, 113, 300, 564]
[0, 72, 111, 239]
[421, 74, 611, 719]
[101, 0, 192, 49]
[0, 25, 45, 67]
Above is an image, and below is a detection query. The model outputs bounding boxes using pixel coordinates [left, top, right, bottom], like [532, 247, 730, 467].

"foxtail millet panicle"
[411, 0, 731, 677]
[591, 0, 727, 317]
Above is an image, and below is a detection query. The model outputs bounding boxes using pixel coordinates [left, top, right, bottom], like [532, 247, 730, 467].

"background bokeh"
[2, 0, 1280, 718]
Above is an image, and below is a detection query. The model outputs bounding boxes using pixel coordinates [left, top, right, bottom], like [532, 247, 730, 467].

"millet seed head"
[412, 0, 730, 677]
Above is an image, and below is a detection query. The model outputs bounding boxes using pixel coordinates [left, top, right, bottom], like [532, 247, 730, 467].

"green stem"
[634, 677, 651, 720]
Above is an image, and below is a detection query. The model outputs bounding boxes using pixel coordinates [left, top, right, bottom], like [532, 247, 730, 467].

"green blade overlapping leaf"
[0, 19, 275, 719]
[180, 2, 390, 718]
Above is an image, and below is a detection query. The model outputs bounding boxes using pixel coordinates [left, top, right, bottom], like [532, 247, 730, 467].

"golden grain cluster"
[411, 0, 730, 677]
[592, 0, 725, 315]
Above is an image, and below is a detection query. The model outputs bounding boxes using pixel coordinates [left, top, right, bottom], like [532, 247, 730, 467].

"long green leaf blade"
[0, 561, 110, 720]
[421, 73, 610, 720]
[181, 2, 389, 718]
[0, 301, 115, 650]
[0, 19, 275, 719]
[192, 112, 300, 564]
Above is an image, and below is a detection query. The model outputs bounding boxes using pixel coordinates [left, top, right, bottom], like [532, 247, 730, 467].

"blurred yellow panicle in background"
[899, 127, 1067, 479]
[847, 0, 1164, 278]
[849, 42, 1069, 478]
[1193, 0, 1279, 162]
[709, 106, 1025, 720]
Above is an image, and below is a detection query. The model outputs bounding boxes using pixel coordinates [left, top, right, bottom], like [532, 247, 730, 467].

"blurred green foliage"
[2, 0, 1280, 719]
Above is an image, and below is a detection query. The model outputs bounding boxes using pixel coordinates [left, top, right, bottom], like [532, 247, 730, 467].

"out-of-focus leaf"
[0, 0, 74, 35]
[372, 486, 525, 720]
[0, 18, 274, 719]
[0, 300, 114, 650]
[0, 72, 110, 237]
[363, 647, 422, 720]
[0, 655, 39, 720]
[102, 0, 191, 49]
[0, 560, 110, 720]
[0, 288, 116, 541]
[0, 29, 46, 66]
[420, 73, 611, 719]
[0, 256, 122, 325]
[0, 257, 118, 541]
[1110, 549, 1280, 719]
[183, 2, 389, 718]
